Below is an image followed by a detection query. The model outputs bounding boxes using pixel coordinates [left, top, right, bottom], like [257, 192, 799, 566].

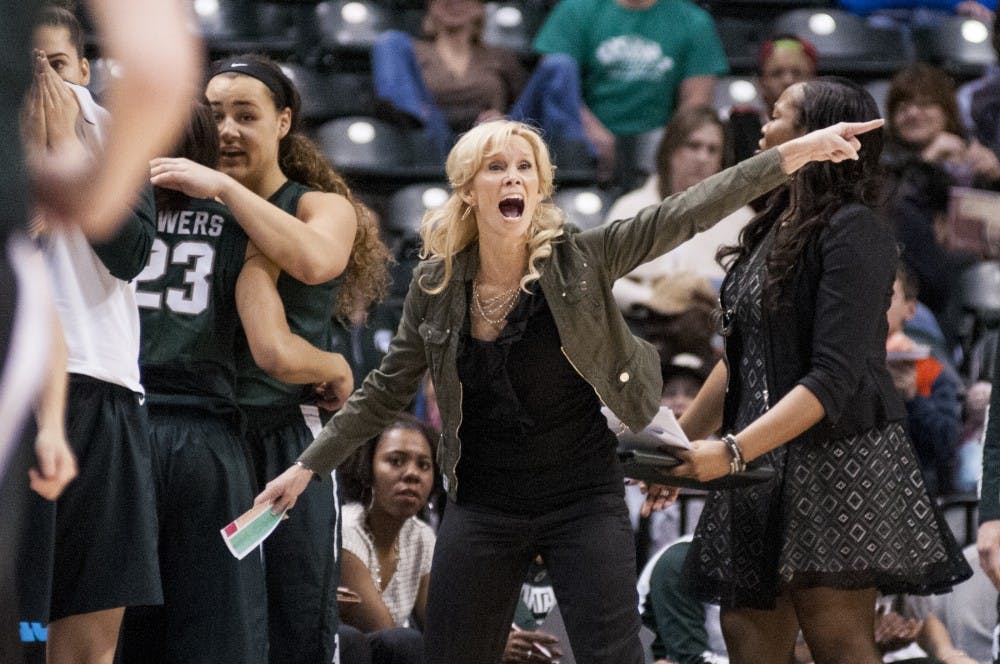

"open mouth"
[219, 148, 245, 161]
[499, 196, 525, 220]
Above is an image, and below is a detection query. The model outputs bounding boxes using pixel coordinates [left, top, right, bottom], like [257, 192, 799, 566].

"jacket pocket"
[418, 321, 451, 383]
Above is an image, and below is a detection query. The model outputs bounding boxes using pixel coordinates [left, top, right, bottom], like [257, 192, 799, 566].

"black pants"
[338, 624, 422, 664]
[423, 493, 643, 664]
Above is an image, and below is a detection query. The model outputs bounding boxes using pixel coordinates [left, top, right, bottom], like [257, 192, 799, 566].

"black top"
[455, 282, 622, 515]
[720, 200, 906, 443]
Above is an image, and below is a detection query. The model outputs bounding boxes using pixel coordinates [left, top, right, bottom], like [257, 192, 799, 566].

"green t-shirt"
[235, 180, 340, 408]
[137, 193, 249, 414]
[533, 0, 729, 135]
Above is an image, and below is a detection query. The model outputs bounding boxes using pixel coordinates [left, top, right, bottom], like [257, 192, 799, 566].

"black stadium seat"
[552, 187, 612, 232]
[313, 116, 445, 182]
[913, 16, 998, 78]
[770, 8, 912, 76]
[314, 0, 395, 53]
[385, 181, 450, 239]
[279, 62, 375, 125]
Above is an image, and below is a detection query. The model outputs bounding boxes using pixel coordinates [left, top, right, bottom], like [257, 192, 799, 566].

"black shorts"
[118, 407, 268, 664]
[45, 375, 161, 621]
[246, 405, 341, 664]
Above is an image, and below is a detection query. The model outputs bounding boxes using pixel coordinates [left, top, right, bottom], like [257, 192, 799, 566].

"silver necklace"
[472, 280, 521, 327]
[363, 513, 400, 590]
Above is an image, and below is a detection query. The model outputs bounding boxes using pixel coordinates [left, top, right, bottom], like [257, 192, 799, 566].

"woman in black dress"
[670, 78, 971, 664]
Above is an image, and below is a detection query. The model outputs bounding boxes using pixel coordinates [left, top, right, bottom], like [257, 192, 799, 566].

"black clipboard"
[618, 449, 775, 490]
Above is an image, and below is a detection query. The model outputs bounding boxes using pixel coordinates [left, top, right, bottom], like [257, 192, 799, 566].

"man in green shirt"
[533, 0, 729, 180]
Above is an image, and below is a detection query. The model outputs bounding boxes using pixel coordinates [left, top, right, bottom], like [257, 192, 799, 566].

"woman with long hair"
[256, 115, 881, 662]
[146, 55, 390, 663]
[670, 78, 971, 664]
[338, 414, 439, 663]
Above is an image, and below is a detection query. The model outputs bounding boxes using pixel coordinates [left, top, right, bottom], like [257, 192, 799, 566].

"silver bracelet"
[722, 433, 747, 474]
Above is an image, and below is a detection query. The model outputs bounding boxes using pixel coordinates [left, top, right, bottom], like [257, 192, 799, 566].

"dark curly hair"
[717, 77, 885, 308]
[212, 54, 391, 318]
[338, 413, 440, 508]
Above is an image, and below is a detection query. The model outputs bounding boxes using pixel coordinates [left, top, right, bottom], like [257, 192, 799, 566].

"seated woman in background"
[884, 63, 1000, 187]
[337, 414, 438, 664]
[881, 64, 990, 325]
[607, 106, 754, 310]
[371, 0, 590, 159]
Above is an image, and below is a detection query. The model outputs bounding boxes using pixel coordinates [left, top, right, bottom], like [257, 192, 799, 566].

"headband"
[758, 37, 819, 71]
[210, 58, 291, 109]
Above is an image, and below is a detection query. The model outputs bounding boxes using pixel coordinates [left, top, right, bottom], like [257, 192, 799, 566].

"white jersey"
[42, 83, 142, 394]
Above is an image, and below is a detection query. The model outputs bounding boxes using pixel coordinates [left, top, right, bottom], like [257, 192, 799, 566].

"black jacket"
[720, 201, 906, 443]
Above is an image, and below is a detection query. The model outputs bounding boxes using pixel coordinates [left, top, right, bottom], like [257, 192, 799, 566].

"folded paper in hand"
[221, 502, 286, 560]
[602, 406, 691, 452]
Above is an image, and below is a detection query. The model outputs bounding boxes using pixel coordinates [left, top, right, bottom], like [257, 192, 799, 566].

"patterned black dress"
[685, 227, 971, 610]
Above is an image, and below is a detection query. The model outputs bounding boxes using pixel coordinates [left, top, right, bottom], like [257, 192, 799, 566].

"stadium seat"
[713, 16, 769, 74]
[385, 181, 450, 238]
[863, 78, 891, 118]
[314, 116, 445, 182]
[913, 16, 997, 78]
[954, 260, 1000, 382]
[189, 0, 300, 55]
[714, 76, 761, 119]
[552, 187, 612, 232]
[770, 8, 912, 76]
[481, 1, 547, 54]
[279, 63, 375, 125]
[314, 0, 395, 53]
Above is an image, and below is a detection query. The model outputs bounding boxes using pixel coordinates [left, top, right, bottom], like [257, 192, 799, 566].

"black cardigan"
[721, 201, 906, 443]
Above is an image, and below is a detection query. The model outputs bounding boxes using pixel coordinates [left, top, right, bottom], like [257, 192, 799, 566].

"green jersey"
[137, 192, 248, 414]
[533, 0, 729, 135]
[235, 180, 340, 408]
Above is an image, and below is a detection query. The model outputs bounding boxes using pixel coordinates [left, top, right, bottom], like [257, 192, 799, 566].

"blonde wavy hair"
[418, 120, 565, 295]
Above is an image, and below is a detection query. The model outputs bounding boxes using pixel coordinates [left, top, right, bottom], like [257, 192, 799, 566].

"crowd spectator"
[338, 415, 437, 664]
[885, 64, 1000, 188]
[886, 265, 964, 498]
[533, 0, 729, 182]
[607, 106, 751, 298]
[505, 558, 562, 664]
[839, 0, 995, 23]
[638, 537, 728, 664]
[905, 545, 999, 663]
[882, 64, 987, 324]
[729, 35, 818, 164]
[372, 0, 590, 162]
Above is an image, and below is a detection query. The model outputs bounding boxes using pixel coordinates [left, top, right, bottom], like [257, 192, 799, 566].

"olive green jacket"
[299, 148, 787, 499]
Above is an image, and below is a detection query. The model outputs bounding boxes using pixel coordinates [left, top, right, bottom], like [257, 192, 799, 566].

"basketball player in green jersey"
[121, 99, 357, 664]
[146, 56, 390, 663]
